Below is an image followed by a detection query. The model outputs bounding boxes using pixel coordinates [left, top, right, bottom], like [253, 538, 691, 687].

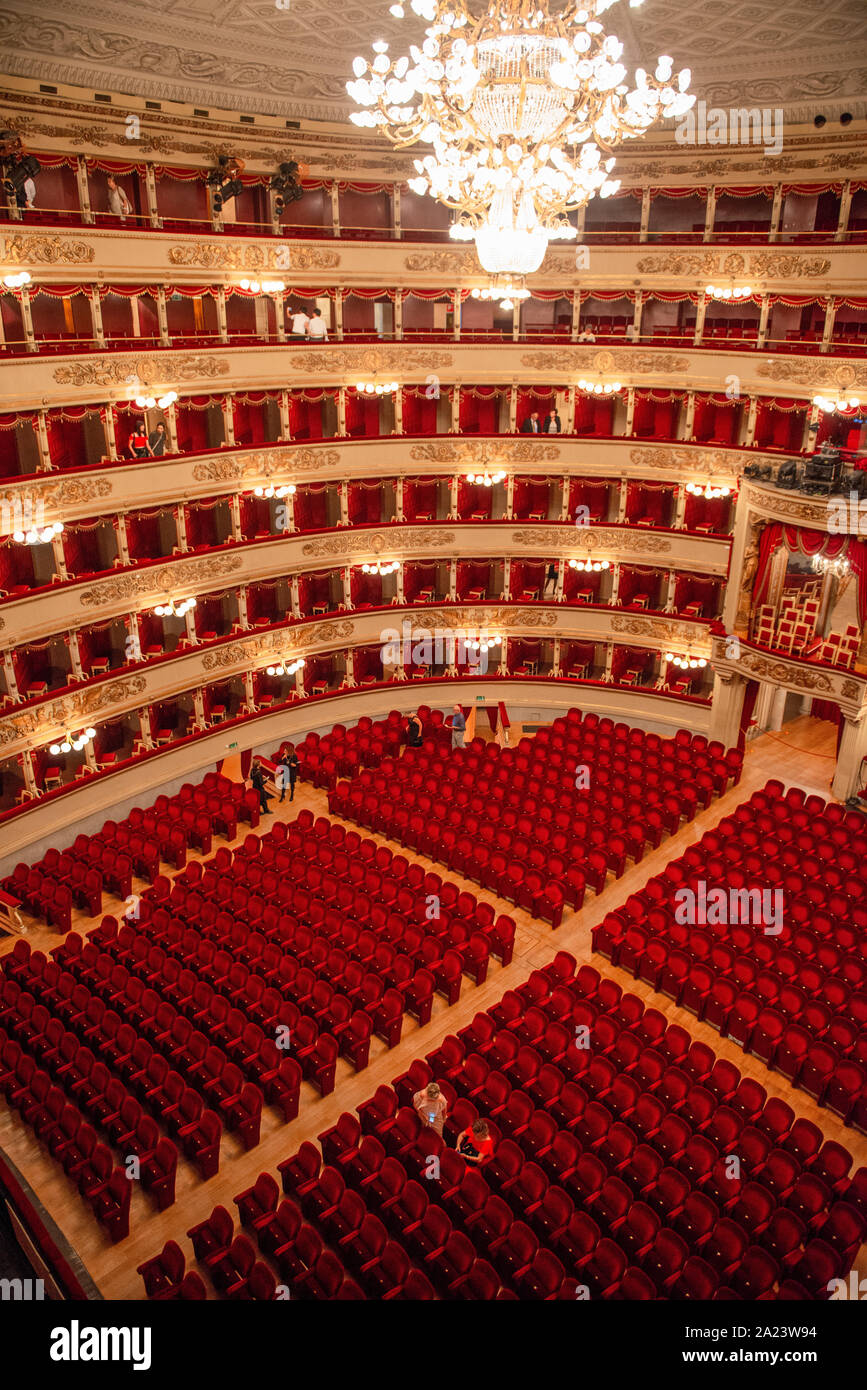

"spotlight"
[813, 114, 827, 128]
[840, 112, 853, 126]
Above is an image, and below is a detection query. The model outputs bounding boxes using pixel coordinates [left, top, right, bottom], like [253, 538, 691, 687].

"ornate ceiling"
[0, 0, 866, 127]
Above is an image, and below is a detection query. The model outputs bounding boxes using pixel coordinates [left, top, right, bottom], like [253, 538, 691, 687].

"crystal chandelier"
[347, 0, 694, 275]
[154, 596, 197, 618]
[811, 553, 850, 580]
[13, 519, 63, 545]
[465, 633, 502, 653]
[362, 559, 401, 574]
[570, 556, 609, 570]
[239, 278, 286, 293]
[49, 727, 96, 755]
[355, 378, 399, 395]
[254, 482, 296, 497]
[466, 469, 506, 485]
[266, 656, 306, 676]
[577, 377, 621, 395]
[686, 482, 731, 499]
[813, 392, 860, 415]
[471, 275, 531, 310]
[665, 652, 707, 669]
[705, 284, 752, 301]
[134, 389, 177, 410]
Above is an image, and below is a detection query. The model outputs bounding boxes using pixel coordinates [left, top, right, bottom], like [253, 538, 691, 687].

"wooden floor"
[1, 713, 865, 1300]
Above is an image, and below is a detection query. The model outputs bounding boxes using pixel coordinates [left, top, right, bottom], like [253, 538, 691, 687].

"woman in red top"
[456, 1119, 494, 1164]
[128, 425, 150, 458]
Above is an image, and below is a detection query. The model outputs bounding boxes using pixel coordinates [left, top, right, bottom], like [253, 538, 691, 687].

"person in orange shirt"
[456, 1118, 494, 1164]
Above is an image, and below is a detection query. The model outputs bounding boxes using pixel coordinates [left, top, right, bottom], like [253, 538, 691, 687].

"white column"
[89, 287, 105, 348]
[554, 560, 565, 602]
[165, 400, 179, 453]
[3, 652, 20, 702]
[115, 514, 131, 565]
[243, 670, 255, 711]
[449, 559, 457, 601]
[21, 751, 37, 797]
[639, 188, 651, 242]
[632, 291, 643, 341]
[338, 387, 347, 437]
[290, 575, 300, 618]
[193, 690, 206, 731]
[237, 586, 250, 629]
[396, 565, 405, 605]
[744, 396, 759, 447]
[673, 485, 687, 530]
[603, 642, 614, 681]
[51, 533, 68, 581]
[453, 289, 461, 341]
[693, 294, 707, 346]
[835, 181, 852, 242]
[451, 387, 461, 433]
[503, 557, 511, 600]
[334, 289, 344, 341]
[175, 503, 189, 552]
[76, 156, 94, 225]
[104, 405, 118, 462]
[449, 473, 459, 519]
[145, 164, 161, 227]
[708, 671, 747, 748]
[339, 479, 349, 526]
[344, 649, 356, 688]
[616, 478, 628, 523]
[330, 183, 341, 236]
[609, 563, 621, 606]
[229, 493, 242, 541]
[509, 386, 518, 433]
[185, 610, 198, 645]
[506, 474, 515, 520]
[552, 637, 561, 676]
[757, 295, 770, 348]
[216, 286, 228, 342]
[571, 293, 581, 341]
[395, 291, 403, 340]
[683, 392, 696, 440]
[703, 187, 717, 241]
[392, 184, 401, 240]
[19, 287, 36, 353]
[821, 298, 837, 353]
[222, 394, 236, 446]
[769, 186, 783, 242]
[395, 389, 404, 434]
[805, 403, 821, 453]
[342, 566, 352, 609]
[625, 387, 636, 436]
[664, 569, 677, 612]
[396, 477, 405, 522]
[35, 411, 52, 471]
[156, 286, 169, 346]
[279, 388, 291, 440]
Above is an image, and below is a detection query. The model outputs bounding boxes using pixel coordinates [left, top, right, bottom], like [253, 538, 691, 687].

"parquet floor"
[1, 714, 864, 1299]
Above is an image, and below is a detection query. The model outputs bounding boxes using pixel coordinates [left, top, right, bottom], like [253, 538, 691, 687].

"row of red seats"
[284, 711, 406, 788]
[594, 781, 867, 1127]
[3, 772, 253, 929]
[395, 956, 865, 1299]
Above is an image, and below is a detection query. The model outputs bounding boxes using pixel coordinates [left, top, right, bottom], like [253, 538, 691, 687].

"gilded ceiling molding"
[741, 480, 842, 529]
[0, 675, 148, 749]
[410, 440, 561, 465]
[78, 553, 244, 608]
[610, 614, 707, 647]
[287, 347, 452, 374]
[301, 528, 455, 559]
[756, 359, 867, 390]
[53, 353, 231, 388]
[513, 526, 673, 555]
[635, 250, 831, 279]
[1, 234, 96, 265]
[521, 348, 691, 375]
[191, 448, 341, 483]
[168, 243, 340, 272]
[403, 251, 479, 274]
[628, 445, 745, 477]
[0, 476, 112, 509]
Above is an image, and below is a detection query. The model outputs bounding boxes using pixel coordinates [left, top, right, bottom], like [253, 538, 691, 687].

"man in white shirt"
[306, 308, 328, 341]
[289, 307, 310, 337]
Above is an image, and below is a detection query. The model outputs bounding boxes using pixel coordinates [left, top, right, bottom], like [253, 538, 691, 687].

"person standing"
[107, 176, 131, 222]
[148, 421, 168, 456]
[277, 748, 299, 802]
[128, 423, 150, 458]
[450, 704, 466, 750]
[306, 307, 328, 341]
[250, 758, 271, 814]
[413, 1081, 448, 1137]
[406, 710, 423, 748]
[543, 409, 562, 433]
[520, 411, 541, 433]
[544, 562, 557, 597]
[288, 305, 310, 338]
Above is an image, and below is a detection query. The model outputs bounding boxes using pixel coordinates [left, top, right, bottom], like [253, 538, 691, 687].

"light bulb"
[49, 744, 60, 756]
[61, 741, 71, 753]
